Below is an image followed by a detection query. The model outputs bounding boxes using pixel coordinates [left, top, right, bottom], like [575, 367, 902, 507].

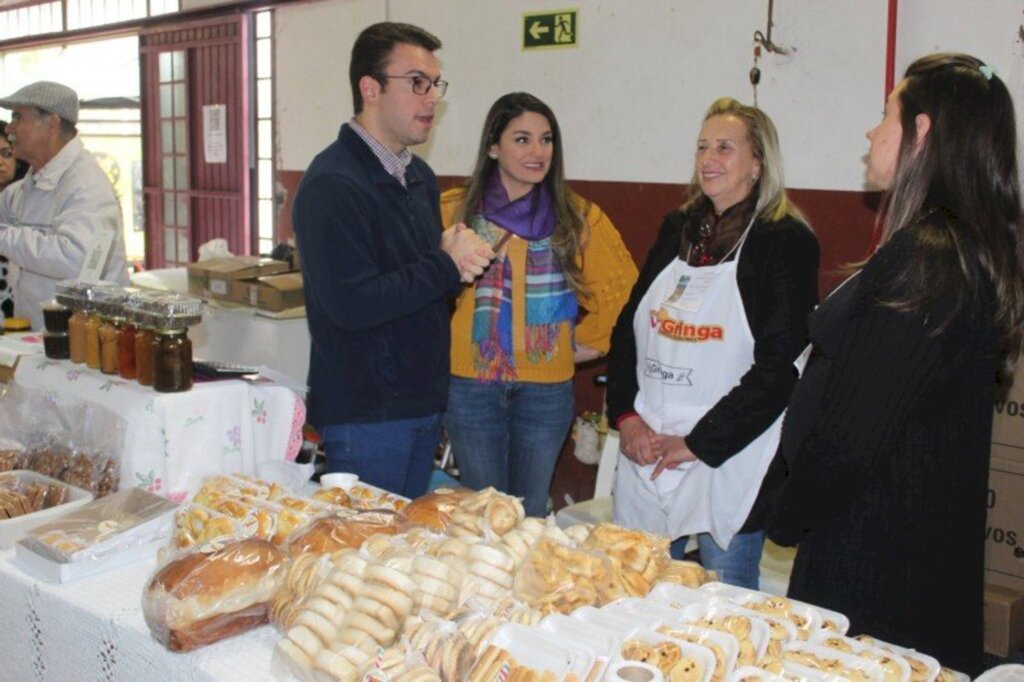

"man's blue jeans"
[321, 413, 441, 499]
[445, 377, 574, 517]
[671, 530, 765, 590]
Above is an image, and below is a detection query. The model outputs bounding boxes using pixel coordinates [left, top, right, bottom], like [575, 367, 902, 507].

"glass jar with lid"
[149, 293, 203, 393]
[124, 292, 161, 384]
[56, 280, 119, 367]
[92, 287, 129, 375]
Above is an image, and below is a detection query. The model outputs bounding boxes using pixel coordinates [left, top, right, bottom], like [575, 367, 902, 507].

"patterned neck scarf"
[470, 171, 578, 380]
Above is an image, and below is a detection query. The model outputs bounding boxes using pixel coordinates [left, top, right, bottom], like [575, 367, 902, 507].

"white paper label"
[78, 228, 116, 283]
[203, 104, 227, 164]
[210, 279, 228, 295]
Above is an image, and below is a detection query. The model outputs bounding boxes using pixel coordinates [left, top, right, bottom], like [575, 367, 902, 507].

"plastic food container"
[489, 622, 596, 681]
[809, 631, 912, 682]
[701, 581, 849, 635]
[0, 470, 93, 548]
[783, 641, 885, 682]
[614, 626, 717, 682]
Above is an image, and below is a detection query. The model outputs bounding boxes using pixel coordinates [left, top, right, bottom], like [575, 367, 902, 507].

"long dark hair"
[0, 121, 28, 186]
[454, 92, 589, 295]
[879, 53, 1024, 364]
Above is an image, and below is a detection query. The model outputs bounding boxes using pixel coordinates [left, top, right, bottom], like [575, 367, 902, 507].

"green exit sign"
[523, 9, 578, 50]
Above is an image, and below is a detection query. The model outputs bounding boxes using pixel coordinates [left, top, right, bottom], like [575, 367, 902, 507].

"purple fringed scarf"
[471, 170, 577, 380]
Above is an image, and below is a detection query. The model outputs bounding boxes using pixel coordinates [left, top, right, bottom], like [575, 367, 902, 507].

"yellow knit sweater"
[442, 187, 638, 383]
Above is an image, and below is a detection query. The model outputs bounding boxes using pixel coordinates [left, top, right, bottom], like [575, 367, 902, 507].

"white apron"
[613, 219, 800, 549]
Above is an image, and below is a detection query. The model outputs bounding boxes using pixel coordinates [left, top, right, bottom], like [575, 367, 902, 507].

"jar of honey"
[149, 293, 203, 393]
[56, 280, 121, 368]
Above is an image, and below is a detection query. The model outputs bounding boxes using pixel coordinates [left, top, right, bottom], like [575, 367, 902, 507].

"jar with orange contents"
[92, 287, 129, 375]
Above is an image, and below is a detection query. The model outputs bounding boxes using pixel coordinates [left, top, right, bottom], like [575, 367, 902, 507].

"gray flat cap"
[0, 81, 79, 124]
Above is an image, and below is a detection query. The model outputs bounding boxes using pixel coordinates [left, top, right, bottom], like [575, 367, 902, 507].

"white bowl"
[320, 472, 359, 490]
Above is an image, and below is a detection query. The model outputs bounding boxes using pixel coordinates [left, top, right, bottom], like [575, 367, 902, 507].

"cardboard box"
[986, 451, 1024, 591]
[230, 272, 304, 312]
[186, 257, 290, 301]
[993, 360, 1024, 463]
[985, 582, 1024, 657]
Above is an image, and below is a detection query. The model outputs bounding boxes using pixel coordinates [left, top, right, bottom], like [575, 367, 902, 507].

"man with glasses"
[0, 81, 129, 330]
[294, 22, 493, 498]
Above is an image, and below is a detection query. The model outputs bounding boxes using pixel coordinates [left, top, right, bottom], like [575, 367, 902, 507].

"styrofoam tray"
[602, 598, 686, 628]
[656, 622, 740, 682]
[615, 627, 717, 682]
[700, 582, 850, 635]
[648, 582, 718, 611]
[851, 635, 941, 682]
[489, 622, 594, 680]
[727, 666, 786, 681]
[784, 641, 884, 682]
[680, 602, 772, 665]
[539, 613, 620, 655]
[0, 471, 93, 549]
[809, 631, 911, 682]
[572, 605, 664, 634]
[13, 537, 162, 583]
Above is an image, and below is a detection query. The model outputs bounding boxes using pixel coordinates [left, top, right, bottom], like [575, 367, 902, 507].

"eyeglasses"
[0, 149, 13, 159]
[379, 74, 448, 98]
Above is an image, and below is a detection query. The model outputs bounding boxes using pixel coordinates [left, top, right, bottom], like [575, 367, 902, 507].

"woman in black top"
[606, 98, 819, 588]
[769, 54, 1024, 674]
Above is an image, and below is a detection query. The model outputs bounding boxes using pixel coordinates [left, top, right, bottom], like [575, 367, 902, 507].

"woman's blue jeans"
[445, 377, 575, 518]
[671, 530, 765, 590]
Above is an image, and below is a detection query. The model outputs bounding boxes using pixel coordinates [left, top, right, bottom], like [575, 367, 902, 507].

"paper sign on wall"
[203, 104, 227, 164]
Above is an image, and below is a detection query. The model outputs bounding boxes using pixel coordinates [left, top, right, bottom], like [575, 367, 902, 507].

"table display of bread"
[133, 474, 965, 682]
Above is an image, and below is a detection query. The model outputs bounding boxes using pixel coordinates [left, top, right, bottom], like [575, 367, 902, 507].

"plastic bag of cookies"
[513, 536, 620, 614]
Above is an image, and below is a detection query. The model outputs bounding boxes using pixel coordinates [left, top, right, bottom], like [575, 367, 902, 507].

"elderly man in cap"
[0, 81, 129, 330]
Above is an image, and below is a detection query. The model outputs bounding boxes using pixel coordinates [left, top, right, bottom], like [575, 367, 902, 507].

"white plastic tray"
[784, 641, 884, 682]
[490, 622, 595, 680]
[0, 470, 92, 549]
[12, 537, 162, 583]
[808, 631, 911, 682]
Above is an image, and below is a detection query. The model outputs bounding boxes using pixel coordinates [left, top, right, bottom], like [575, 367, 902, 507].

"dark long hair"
[879, 53, 1024, 364]
[454, 92, 589, 296]
[0, 121, 28, 186]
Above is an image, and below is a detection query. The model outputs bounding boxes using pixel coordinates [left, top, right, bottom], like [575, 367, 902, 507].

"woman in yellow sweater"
[441, 92, 637, 517]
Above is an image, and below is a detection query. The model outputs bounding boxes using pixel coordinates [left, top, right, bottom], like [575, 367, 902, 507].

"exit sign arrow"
[523, 9, 578, 50]
[528, 21, 550, 41]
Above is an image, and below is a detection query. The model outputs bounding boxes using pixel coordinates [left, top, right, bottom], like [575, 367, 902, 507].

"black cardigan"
[605, 208, 819, 529]
[768, 226, 996, 673]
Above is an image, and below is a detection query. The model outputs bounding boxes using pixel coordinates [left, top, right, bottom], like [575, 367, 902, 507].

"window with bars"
[0, 0, 178, 41]
[254, 9, 275, 256]
[158, 49, 189, 265]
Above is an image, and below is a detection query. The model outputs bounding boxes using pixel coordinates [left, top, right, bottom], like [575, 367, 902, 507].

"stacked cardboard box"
[186, 257, 291, 303]
[229, 272, 305, 312]
[986, 363, 1024, 655]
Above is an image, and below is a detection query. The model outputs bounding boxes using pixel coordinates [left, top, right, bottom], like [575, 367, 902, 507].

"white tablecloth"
[189, 304, 311, 390]
[132, 267, 311, 388]
[0, 547, 278, 681]
[13, 346, 306, 503]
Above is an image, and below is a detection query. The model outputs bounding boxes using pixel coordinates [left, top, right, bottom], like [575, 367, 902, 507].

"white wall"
[275, 0, 1024, 192]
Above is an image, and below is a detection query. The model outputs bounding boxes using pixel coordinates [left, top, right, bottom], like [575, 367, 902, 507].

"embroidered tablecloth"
[13, 351, 305, 502]
[0, 547, 279, 681]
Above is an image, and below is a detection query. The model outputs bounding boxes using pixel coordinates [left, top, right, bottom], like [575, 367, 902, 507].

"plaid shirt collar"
[349, 118, 413, 187]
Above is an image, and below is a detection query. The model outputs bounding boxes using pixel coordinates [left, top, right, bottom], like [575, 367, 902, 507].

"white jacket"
[0, 136, 129, 330]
